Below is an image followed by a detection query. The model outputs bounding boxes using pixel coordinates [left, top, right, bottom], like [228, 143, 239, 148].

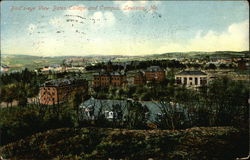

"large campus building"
[93, 72, 127, 88]
[93, 63, 165, 87]
[39, 78, 88, 105]
[92, 61, 127, 88]
[175, 70, 208, 87]
[133, 66, 165, 85]
[144, 66, 166, 82]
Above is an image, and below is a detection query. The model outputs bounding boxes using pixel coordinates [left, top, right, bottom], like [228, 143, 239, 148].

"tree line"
[85, 59, 237, 72]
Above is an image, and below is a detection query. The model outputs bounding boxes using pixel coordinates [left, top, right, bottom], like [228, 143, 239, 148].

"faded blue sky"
[1, 1, 249, 56]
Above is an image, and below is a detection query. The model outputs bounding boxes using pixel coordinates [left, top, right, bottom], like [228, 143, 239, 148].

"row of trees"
[0, 69, 46, 107]
[85, 59, 237, 72]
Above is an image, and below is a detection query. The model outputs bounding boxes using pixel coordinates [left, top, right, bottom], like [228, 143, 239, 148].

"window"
[195, 78, 198, 85]
[176, 77, 181, 84]
[184, 78, 187, 85]
[189, 77, 192, 80]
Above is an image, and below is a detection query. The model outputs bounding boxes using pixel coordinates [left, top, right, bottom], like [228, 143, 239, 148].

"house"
[0, 64, 9, 72]
[41, 64, 64, 72]
[175, 70, 208, 87]
[78, 98, 187, 123]
[79, 98, 129, 121]
[65, 66, 85, 72]
[39, 78, 88, 105]
[145, 66, 165, 82]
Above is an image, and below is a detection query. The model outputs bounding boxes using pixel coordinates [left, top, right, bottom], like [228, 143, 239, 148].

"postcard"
[0, 1, 249, 159]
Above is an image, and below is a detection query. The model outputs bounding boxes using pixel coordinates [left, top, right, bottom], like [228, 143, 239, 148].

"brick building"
[175, 70, 208, 87]
[145, 66, 165, 82]
[93, 72, 126, 88]
[39, 78, 88, 105]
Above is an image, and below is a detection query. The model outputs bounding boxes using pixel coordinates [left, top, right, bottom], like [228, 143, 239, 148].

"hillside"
[149, 51, 249, 59]
[2, 51, 249, 71]
[0, 127, 248, 160]
[1, 54, 66, 70]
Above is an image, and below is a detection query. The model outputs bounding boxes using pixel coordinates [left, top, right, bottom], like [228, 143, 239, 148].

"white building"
[0, 65, 9, 72]
[41, 64, 64, 72]
[175, 70, 208, 87]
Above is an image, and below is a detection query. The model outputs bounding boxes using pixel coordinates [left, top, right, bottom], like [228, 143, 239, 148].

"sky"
[1, 1, 249, 56]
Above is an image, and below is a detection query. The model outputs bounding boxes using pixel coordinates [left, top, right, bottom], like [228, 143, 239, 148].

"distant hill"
[1, 54, 66, 70]
[1, 51, 249, 70]
[149, 51, 249, 59]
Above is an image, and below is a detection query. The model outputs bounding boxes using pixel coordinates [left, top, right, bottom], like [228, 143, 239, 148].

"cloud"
[103, 12, 115, 26]
[27, 24, 37, 33]
[157, 20, 249, 53]
[49, 17, 64, 28]
[91, 11, 115, 28]
[27, 7, 117, 56]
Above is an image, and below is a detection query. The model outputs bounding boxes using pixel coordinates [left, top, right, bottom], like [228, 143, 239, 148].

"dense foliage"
[0, 105, 77, 145]
[1, 127, 248, 160]
[0, 69, 48, 107]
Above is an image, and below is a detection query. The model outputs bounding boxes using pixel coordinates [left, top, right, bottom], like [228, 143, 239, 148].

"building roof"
[42, 78, 87, 87]
[50, 64, 61, 68]
[1, 64, 9, 68]
[79, 98, 186, 122]
[176, 70, 207, 76]
[146, 66, 164, 72]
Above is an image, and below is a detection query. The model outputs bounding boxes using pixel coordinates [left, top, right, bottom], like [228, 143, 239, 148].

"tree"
[206, 63, 217, 70]
[206, 77, 249, 126]
[4, 84, 17, 107]
[125, 100, 149, 129]
[154, 100, 187, 130]
[18, 92, 28, 107]
[219, 63, 228, 69]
